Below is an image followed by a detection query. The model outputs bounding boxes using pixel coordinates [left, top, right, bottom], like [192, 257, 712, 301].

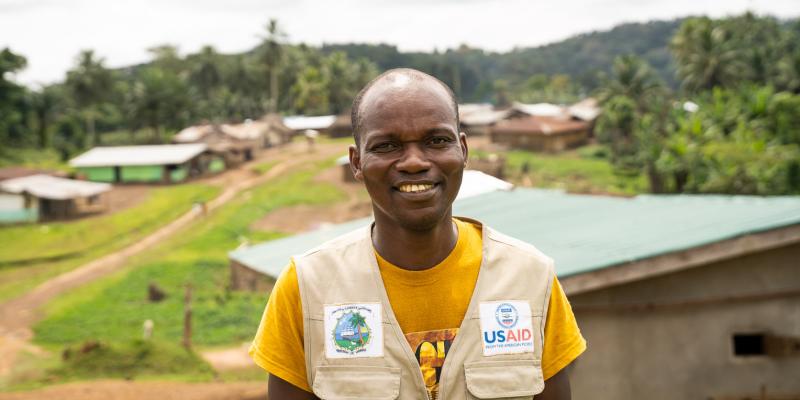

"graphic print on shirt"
[405, 328, 458, 400]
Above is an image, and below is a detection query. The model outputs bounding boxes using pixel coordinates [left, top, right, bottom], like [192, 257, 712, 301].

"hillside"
[322, 19, 684, 100]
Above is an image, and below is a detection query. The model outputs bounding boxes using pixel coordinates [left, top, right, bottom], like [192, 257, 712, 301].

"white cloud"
[1, 0, 798, 86]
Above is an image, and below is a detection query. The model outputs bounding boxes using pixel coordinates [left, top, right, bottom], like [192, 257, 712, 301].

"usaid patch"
[479, 301, 534, 356]
[323, 303, 383, 358]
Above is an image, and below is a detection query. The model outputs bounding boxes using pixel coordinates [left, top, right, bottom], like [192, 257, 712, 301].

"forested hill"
[321, 19, 684, 101]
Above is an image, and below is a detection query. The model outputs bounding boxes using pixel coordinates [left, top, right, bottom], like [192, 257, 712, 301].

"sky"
[2, 0, 799, 87]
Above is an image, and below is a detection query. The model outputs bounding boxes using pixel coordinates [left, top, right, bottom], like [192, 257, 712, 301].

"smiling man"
[250, 68, 586, 400]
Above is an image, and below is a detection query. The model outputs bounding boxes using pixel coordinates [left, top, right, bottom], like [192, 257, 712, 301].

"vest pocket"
[464, 360, 544, 399]
[312, 365, 401, 400]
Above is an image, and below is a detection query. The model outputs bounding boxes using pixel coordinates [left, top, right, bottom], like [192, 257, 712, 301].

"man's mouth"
[397, 183, 435, 193]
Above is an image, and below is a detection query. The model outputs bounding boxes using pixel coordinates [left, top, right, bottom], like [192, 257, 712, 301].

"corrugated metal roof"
[512, 102, 566, 117]
[0, 174, 111, 200]
[173, 125, 215, 143]
[229, 189, 800, 280]
[69, 144, 208, 167]
[493, 116, 589, 135]
[283, 115, 336, 131]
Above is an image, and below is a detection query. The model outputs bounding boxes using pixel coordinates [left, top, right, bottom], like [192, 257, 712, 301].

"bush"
[50, 339, 214, 381]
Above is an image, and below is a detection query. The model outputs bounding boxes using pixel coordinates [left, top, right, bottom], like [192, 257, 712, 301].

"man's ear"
[459, 132, 469, 167]
[349, 145, 364, 181]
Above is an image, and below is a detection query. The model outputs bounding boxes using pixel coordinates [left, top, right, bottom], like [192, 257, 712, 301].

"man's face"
[349, 78, 468, 232]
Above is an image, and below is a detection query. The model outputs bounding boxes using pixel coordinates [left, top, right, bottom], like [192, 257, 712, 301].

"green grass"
[0, 184, 220, 302]
[101, 129, 177, 146]
[252, 160, 278, 175]
[0, 147, 70, 171]
[3, 340, 214, 391]
[484, 145, 647, 195]
[34, 159, 344, 349]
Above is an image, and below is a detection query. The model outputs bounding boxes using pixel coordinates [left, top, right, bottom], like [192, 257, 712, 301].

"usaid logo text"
[479, 300, 535, 356]
[483, 328, 532, 343]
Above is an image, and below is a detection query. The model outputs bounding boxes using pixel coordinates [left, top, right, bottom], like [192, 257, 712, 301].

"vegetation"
[497, 146, 646, 195]
[4, 15, 797, 192]
[596, 14, 800, 195]
[33, 160, 342, 348]
[5, 339, 214, 390]
[54, 340, 214, 381]
[0, 184, 219, 302]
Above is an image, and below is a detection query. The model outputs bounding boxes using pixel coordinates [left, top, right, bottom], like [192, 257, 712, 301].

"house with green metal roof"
[69, 144, 215, 183]
[230, 188, 800, 399]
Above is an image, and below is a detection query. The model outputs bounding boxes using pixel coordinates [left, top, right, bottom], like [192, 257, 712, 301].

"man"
[250, 68, 585, 399]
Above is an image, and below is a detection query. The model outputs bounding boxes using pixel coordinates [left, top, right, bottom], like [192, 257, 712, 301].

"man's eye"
[372, 142, 398, 152]
[429, 137, 452, 146]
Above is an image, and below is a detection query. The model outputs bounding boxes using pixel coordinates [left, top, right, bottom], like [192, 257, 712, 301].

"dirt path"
[0, 381, 267, 400]
[0, 141, 349, 381]
[201, 343, 255, 371]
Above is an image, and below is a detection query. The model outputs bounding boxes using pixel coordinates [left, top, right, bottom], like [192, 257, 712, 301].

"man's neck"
[372, 215, 458, 272]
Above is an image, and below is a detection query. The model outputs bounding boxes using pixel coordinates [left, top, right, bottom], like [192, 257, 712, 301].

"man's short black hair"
[350, 68, 459, 147]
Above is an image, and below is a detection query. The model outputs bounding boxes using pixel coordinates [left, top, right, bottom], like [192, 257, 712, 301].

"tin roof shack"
[228, 189, 800, 399]
[283, 115, 336, 137]
[491, 116, 590, 152]
[328, 114, 353, 138]
[70, 144, 209, 183]
[0, 174, 111, 223]
[336, 155, 358, 183]
[459, 103, 510, 137]
[258, 113, 294, 146]
[0, 166, 67, 181]
[175, 123, 258, 169]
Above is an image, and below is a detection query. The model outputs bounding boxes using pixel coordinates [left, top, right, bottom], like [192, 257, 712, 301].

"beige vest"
[295, 218, 554, 400]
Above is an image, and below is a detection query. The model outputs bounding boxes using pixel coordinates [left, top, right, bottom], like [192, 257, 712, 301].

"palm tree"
[190, 45, 222, 98]
[259, 19, 287, 113]
[131, 67, 190, 143]
[598, 55, 664, 113]
[670, 17, 743, 92]
[66, 50, 113, 145]
[349, 313, 367, 345]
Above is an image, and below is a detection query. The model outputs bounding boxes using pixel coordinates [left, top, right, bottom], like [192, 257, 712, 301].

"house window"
[87, 195, 99, 205]
[733, 333, 766, 356]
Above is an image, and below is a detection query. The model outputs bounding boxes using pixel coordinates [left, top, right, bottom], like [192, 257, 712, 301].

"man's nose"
[395, 144, 431, 174]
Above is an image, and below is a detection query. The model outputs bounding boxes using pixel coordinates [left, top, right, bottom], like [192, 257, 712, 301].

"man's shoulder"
[482, 224, 554, 267]
[295, 225, 371, 261]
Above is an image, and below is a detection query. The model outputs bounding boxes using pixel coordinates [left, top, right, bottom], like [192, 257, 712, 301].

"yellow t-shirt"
[250, 219, 586, 397]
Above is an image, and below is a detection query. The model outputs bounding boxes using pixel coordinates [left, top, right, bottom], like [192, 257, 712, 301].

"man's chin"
[393, 210, 451, 232]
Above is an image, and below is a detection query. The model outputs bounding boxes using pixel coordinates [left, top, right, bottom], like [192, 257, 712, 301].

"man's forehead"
[359, 75, 454, 119]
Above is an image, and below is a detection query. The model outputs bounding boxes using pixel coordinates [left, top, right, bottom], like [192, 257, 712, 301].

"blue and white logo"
[494, 303, 518, 329]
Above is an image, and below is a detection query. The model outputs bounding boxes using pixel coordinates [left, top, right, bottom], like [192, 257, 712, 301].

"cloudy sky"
[2, 0, 799, 86]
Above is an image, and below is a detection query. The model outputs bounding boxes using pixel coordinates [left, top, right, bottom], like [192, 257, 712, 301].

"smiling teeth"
[399, 184, 433, 193]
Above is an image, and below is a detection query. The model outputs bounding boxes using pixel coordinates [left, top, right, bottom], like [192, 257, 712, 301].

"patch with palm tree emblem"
[324, 303, 383, 358]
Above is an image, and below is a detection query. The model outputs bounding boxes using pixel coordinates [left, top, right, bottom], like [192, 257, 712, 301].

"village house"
[283, 115, 336, 137]
[69, 143, 212, 183]
[490, 115, 591, 152]
[327, 113, 353, 138]
[173, 114, 292, 168]
[0, 174, 111, 223]
[459, 103, 510, 137]
[487, 100, 601, 152]
[228, 189, 800, 400]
